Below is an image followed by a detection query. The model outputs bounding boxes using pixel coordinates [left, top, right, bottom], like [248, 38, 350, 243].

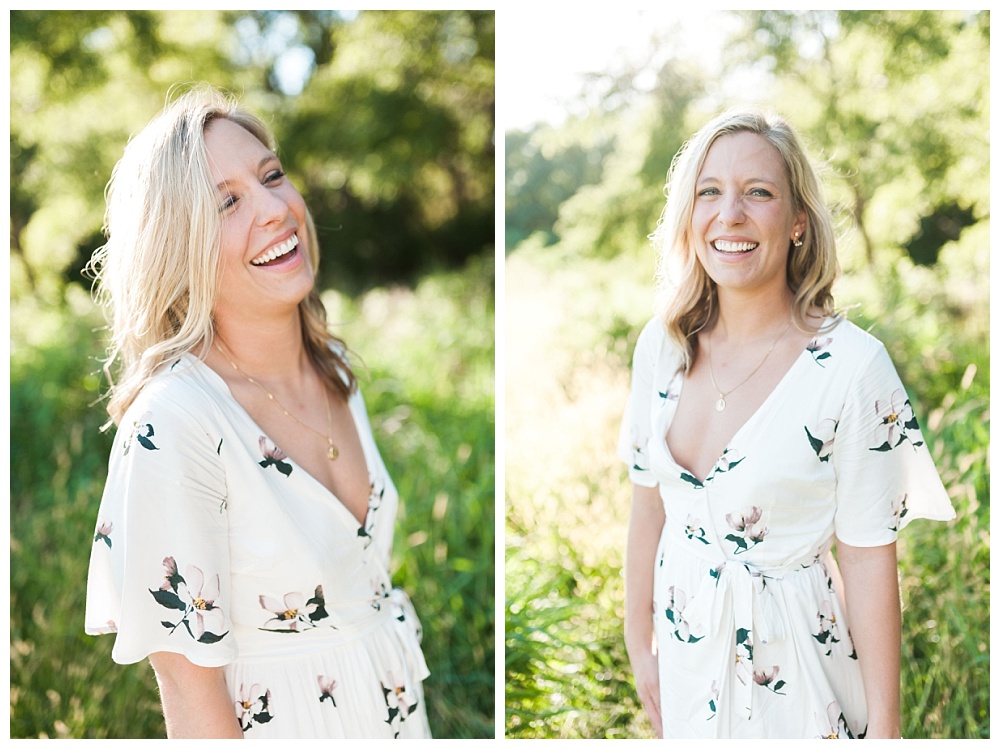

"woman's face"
[691, 131, 805, 300]
[204, 118, 313, 325]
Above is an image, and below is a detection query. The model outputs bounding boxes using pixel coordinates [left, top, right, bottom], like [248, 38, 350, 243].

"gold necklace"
[215, 341, 339, 460]
[705, 319, 792, 413]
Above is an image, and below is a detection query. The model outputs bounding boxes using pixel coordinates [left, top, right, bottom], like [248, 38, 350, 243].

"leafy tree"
[728, 10, 989, 267]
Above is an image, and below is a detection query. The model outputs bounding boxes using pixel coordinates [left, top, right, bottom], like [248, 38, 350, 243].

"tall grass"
[504, 235, 989, 739]
[10, 258, 495, 739]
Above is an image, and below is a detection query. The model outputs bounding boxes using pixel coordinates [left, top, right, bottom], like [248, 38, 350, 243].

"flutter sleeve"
[617, 318, 664, 488]
[832, 340, 955, 547]
[85, 379, 237, 666]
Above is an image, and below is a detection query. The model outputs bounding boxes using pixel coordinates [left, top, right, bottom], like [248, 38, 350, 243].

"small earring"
[792, 232, 803, 248]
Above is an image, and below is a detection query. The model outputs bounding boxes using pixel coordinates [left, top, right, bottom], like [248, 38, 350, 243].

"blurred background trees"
[11, 9, 494, 299]
[11, 10, 494, 739]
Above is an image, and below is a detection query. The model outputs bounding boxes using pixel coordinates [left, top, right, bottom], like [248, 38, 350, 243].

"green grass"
[10, 258, 495, 739]
[504, 237, 989, 739]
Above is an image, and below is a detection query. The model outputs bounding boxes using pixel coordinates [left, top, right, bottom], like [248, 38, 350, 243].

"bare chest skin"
[219, 371, 373, 525]
[666, 328, 816, 483]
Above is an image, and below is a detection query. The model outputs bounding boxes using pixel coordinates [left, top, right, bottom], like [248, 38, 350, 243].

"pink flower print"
[176, 566, 225, 640]
[258, 436, 293, 476]
[813, 600, 841, 656]
[259, 585, 328, 631]
[381, 670, 418, 732]
[889, 493, 909, 532]
[93, 520, 113, 548]
[148, 557, 228, 644]
[725, 507, 768, 555]
[816, 700, 854, 739]
[804, 418, 838, 463]
[235, 683, 273, 732]
[664, 586, 704, 643]
[871, 389, 923, 452]
[807, 337, 833, 366]
[318, 675, 338, 706]
[726, 506, 762, 533]
[752, 665, 786, 694]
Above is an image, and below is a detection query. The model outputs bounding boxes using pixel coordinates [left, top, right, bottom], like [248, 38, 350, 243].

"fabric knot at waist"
[662, 517, 827, 723]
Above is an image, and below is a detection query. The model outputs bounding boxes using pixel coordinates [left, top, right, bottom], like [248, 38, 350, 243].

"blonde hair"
[88, 85, 355, 425]
[651, 107, 839, 371]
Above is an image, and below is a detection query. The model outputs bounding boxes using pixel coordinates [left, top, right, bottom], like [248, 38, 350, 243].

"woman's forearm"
[149, 651, 244, 738]
[625, 484, 665, 658]
[836, 540, 901, 738]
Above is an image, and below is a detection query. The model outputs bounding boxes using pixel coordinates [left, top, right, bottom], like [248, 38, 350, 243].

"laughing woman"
[619, 108, 954, 739]
[85, 87, 431, 739]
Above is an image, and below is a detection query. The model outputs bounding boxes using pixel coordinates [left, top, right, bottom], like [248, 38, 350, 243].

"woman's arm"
[835, 539, 901, 739]
[625, 483, 666, 738]
[148, 652, 244, 738]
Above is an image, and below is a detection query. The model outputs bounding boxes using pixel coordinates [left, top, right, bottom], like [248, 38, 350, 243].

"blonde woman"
[85, 87, 430, 739]
[619, 108, 954, 739]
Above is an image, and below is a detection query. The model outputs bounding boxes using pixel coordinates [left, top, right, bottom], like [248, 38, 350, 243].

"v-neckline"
[187, 354, 373, 528]
[662, 340, 814, 484]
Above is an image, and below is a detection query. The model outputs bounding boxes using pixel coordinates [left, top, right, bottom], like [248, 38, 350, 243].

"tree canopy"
[11, 10, 495, 301]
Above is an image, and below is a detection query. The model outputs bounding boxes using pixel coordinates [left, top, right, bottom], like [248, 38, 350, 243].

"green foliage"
[10, 10, 494, 298]
[10, 260, 494, 738]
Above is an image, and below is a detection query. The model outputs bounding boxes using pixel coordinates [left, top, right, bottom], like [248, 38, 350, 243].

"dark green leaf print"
[124, 411, 158, 454]
[680, 471, 703, 488]
[151, 556, 228, 643]
[870, 389, 924, 451]
[150, 588, 187, 611]
[804, 420, 837, 462]
[258, 436, 293, 476]
[807, 337, 832, 367]
[93, 521, 113, 548]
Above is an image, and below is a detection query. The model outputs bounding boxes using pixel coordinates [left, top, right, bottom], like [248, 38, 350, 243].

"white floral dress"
[86, 354, 431, 739]
[619, 317, 954, 739]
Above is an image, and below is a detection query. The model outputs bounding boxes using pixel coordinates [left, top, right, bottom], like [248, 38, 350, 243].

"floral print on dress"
[93, 520, 113, 549]
[628, 424, 649, 474]
[724, 506, 768, 555]
[889, 493, 909, 531]
[804, 419, 838, 463]
[318, 675, 339, 706]
[681, 448, 745, 488]
[684, 516, 710, 545]
[370, 580, 391, 611]
[123, 411, 158, 454]
[706, 680, 719, 721]
[357, 476, 384, 548]
[258, 436, 293, 476]
[664, 586, 704, 643]
[753, 665, 787, 695]
[815, 700, 856, 739]
[236, 683, 274, 732]
[258, 585, 329, 632]
[149, 556, 228, 643]
[734, 627, 754, 685]
[869, 389, 924, 452]
[812, 600, 841, 656]
[381, 671, 419, 738]
[807, 337, 833, 367]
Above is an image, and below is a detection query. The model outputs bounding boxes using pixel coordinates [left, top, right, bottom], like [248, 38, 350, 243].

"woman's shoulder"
[120, 354, 226, 431]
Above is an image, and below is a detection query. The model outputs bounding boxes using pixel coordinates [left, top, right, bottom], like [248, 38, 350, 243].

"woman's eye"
[698, 187, 720, 197]
[749, 187, 773, 198]
[219, 195, 237, 213]
[264, 169, 286, 184]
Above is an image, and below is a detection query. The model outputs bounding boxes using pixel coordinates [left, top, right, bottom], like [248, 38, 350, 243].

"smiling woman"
[83, 85, 431, 739]
[619, 107, 955, 739]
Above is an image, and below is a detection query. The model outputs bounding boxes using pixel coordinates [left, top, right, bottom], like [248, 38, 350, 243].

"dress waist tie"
[682, 559, 790, 722]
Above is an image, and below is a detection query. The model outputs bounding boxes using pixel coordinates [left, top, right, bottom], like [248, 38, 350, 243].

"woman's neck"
[711, 287, 795, 344]
[210, 310, 312, 384]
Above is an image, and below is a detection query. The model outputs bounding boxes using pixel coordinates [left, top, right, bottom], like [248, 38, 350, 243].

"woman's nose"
[254, 186, 290, 226]
[717, 193, 745, 226]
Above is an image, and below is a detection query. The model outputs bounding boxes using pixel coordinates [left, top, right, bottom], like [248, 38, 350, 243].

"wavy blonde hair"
[651, 107, 839, 371]
[88, 85, 355, 425]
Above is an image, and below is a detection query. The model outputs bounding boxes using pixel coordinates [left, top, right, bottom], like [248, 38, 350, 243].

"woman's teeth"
[713, 239, 758, 254]
[251, 234, 299, 265]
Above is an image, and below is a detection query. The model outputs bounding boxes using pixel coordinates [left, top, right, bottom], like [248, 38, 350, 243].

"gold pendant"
[715, 396, 726, 412]
[328, 445, 339, 461]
